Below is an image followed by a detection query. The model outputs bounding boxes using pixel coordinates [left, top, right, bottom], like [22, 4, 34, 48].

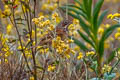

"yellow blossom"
[7, 24, 12, 34]
[32, 18, 39, 24]
[105, 24, 110, 28]
[48, 65, 56, 71]
[49, 6, 54, 11]
[45, 20, 50, 25]
[67, 39, 74, 43]
[108, 13, 120, 19]
[74, 46, 80, 51]
[41, 4, 48, 10]
[30, 76, 34, 80]
[5, 59, 8, 63]
[65, 54, 70, 59]
[38, 16, 45, 21]
[48, 24, 54, 31]
[68, 24, 75, 31]
[71, 50, 76, 55]
[86, 51, 95, 56]
[102, 64, 112, 73]
[117, 28, 120, 32]
[107, 14, 113, 19]
[98, 27, 104, 35]
[115, 32, 120, 40]
[113, 13, 120, 17]
[73, 19, 79, 25]
[32, 30, 35, 38]
[52, 12, 59, 20]
[77, 52, 83, 60]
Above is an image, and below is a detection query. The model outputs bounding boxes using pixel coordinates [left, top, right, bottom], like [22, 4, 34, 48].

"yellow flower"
[115, 32, 120, 40]
[67, 39, 74, 43]
[98, 27, 104, 35]
[86, 51, 95, 56]
[113, 13, 120, 17]
[32, 30, 35, 38]
[54, 3, 58, 9]
[73, 19, 79, 25]
[30, 76, 34, 80]
[74, 46, 80, 51]
[65, 54, 70, 59]
[44, 20, 50, 25]
[108, 13, 120, 19]
[117, 28, 120, 32]
[48, 24, 55, 31]
[5, 59, 8, 63]
[32, 18, 39, 24]
[107, 14, 113, 19]
[49, 5, 54, 11]
[102, 64, 112, 73]
[68, 24, 75, 32]
[105, 24, 110, 28]
[48, 65, 56, 71]
[7, 24, 13, 35]
[71, 50, 76, 55]
[77, 52, 83, 60]
[52, 12, 59, 20]
[38, 16, 45, 21]
[41, 4, 48, 10]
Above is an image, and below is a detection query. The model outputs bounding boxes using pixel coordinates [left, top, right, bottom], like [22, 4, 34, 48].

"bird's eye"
[64, 21, 68, 25]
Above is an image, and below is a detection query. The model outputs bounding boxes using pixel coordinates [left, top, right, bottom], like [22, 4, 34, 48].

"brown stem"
[97, 55, 102, 77]
[11, 6, 32, 74]
[25, 1, 37, 79]
[41, 60, 47, 80]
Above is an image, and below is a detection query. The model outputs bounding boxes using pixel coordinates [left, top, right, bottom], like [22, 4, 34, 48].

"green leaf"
[83, 0, 88, 11]
[93, 0, 104, 32]
[81, 0, 92, 19]
[98, 24, 120, 57]
[98, 9, 108, 27]
[60, 6, 87, 19]
[66, 11, 80, 19]
[77, 30, 95, 48]
[66, 4, 85, 13]
[72, 37, 88, 51]
[88, 0, 92, 18]
[74, 0, 81, 5]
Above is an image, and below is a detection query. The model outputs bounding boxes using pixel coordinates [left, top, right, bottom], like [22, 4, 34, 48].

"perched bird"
[39, 20, 72, 46]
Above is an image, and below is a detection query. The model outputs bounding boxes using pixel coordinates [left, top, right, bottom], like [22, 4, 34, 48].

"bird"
[39, 20, 72, 46]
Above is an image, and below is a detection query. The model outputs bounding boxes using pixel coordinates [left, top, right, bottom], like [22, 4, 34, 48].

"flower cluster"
[107, 13, 120, 19]
[41, 0, 58, 11]
[52, 36, 75, 59]
[86, 51, 95, 56]
[77, 52, 83, 60]
[32, 12, 60, 38]
[68, 19, 79, 36]
[48, 64, 56, 72]
[102, 64, 112, 73]
[0, 34, 13, 64]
